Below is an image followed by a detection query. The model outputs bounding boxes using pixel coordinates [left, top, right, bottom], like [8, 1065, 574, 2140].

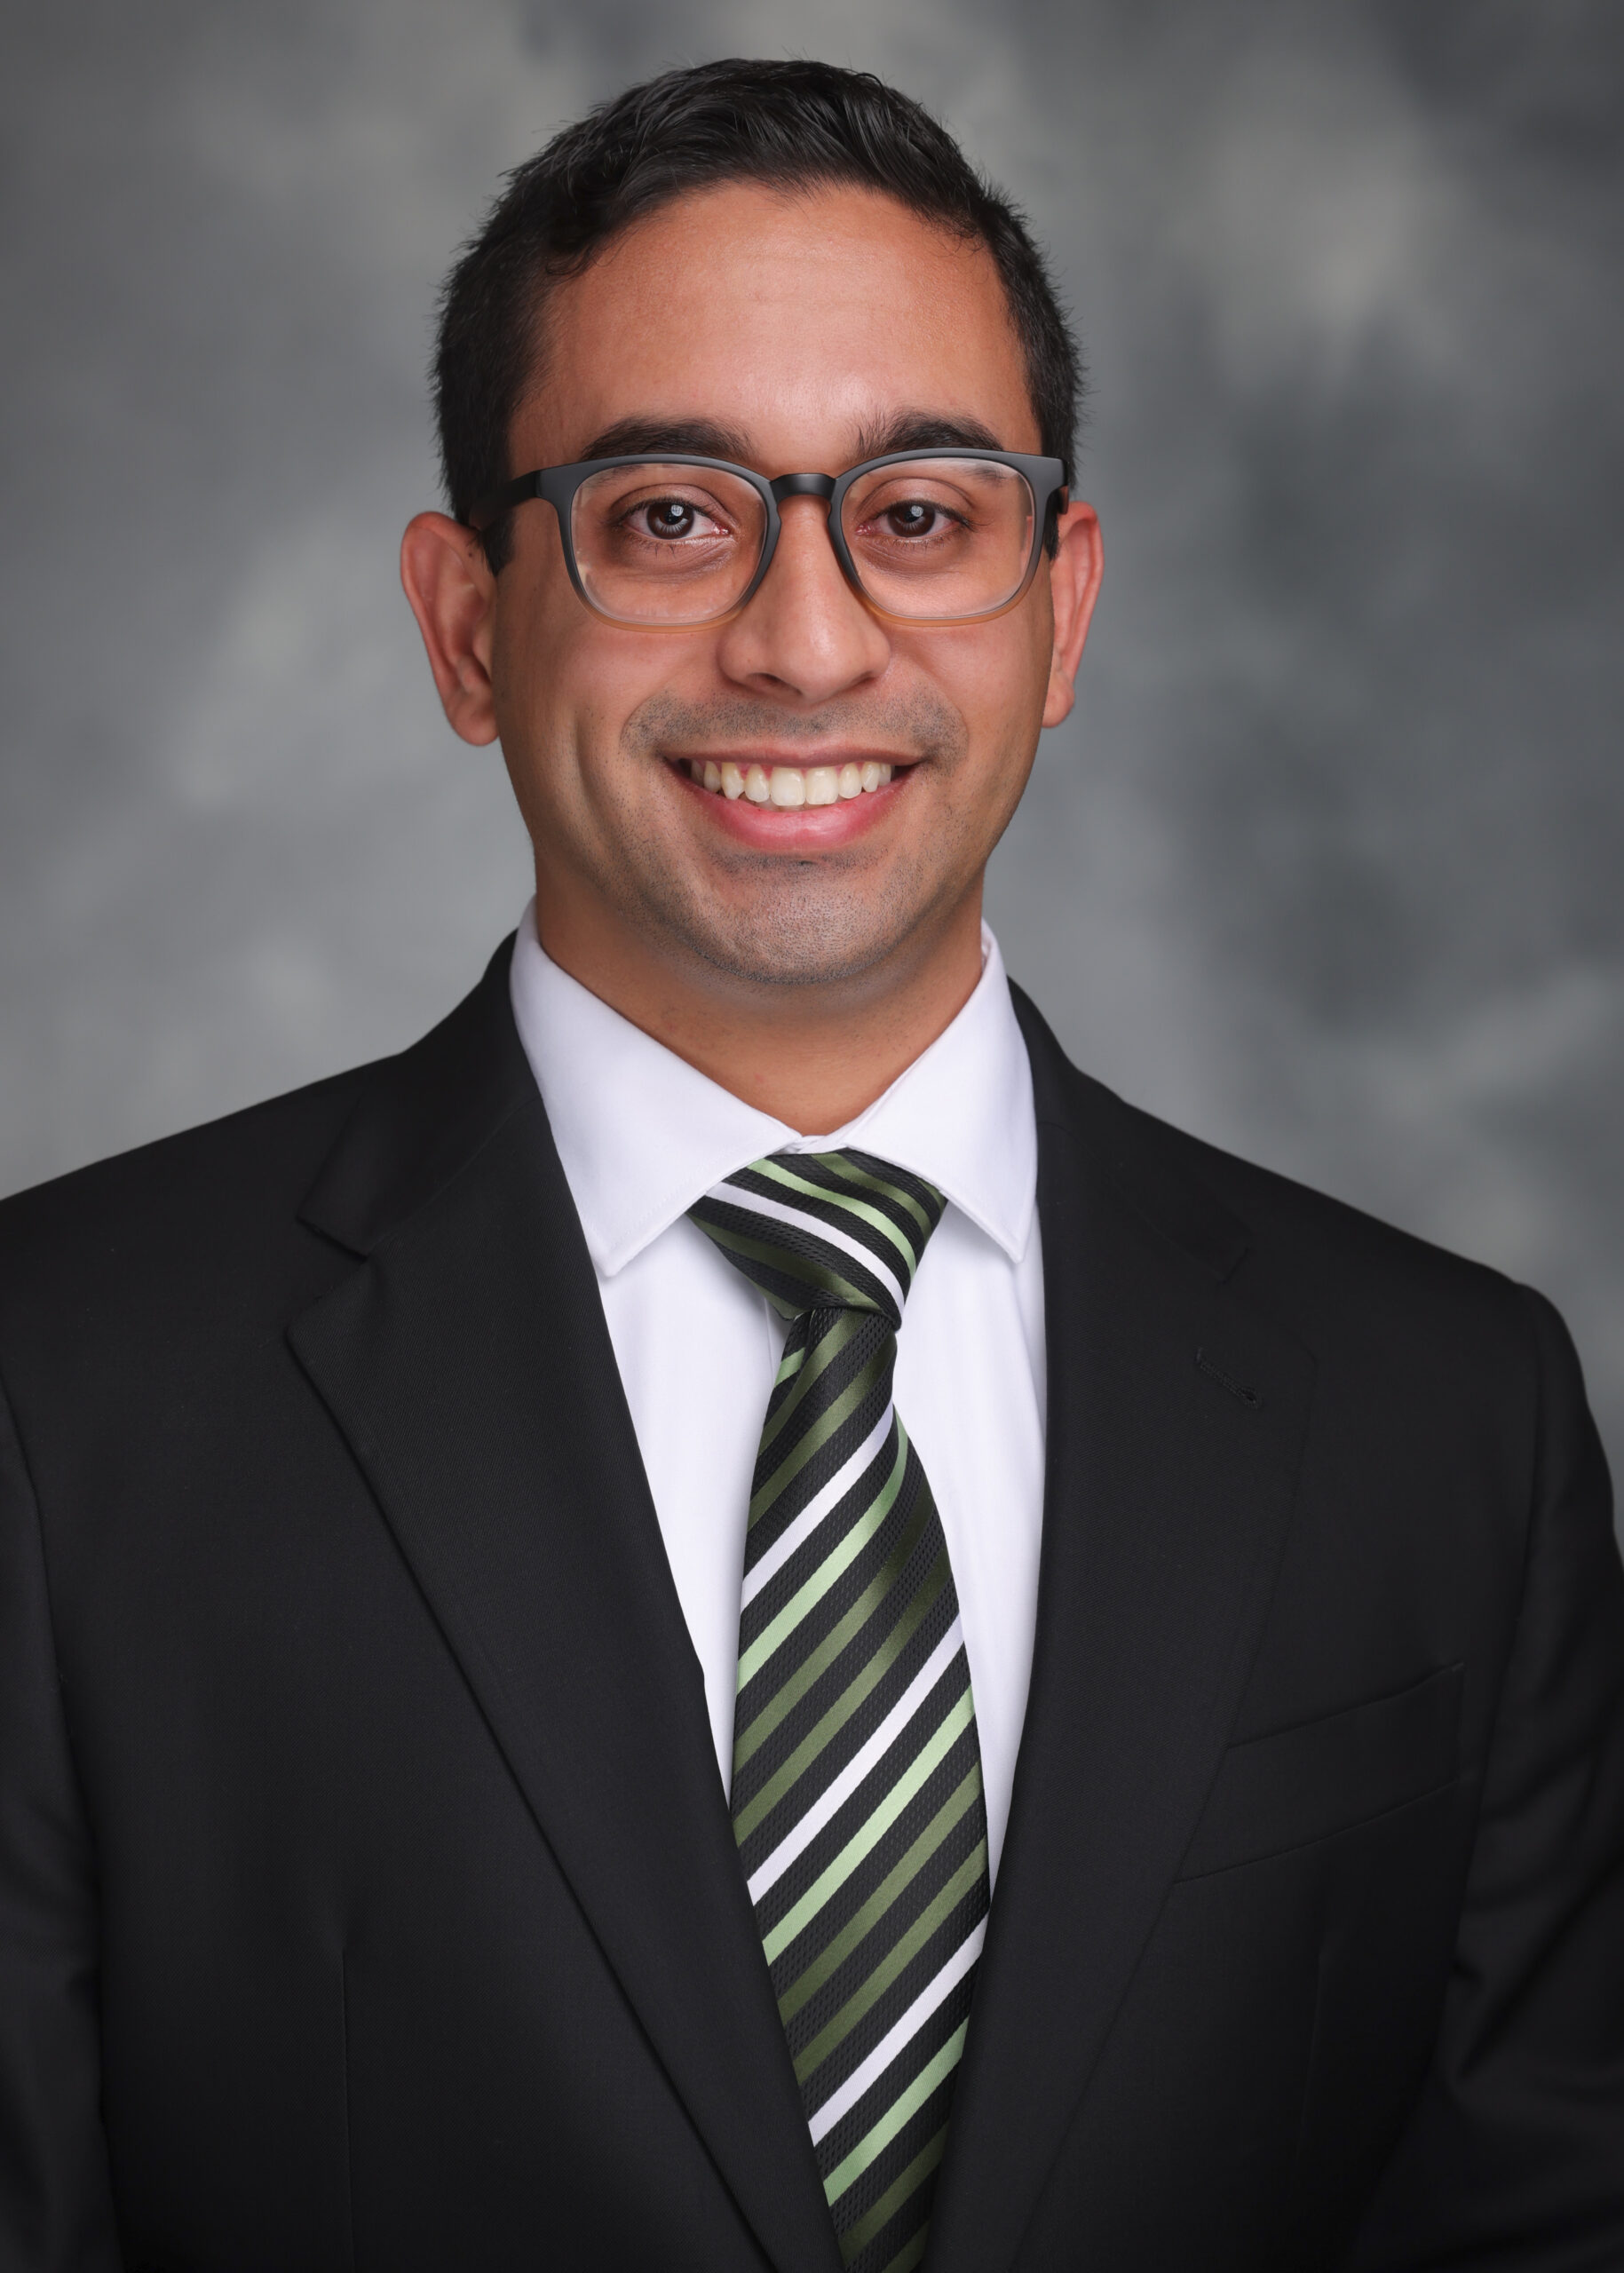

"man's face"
[451, 182, 1097, 997]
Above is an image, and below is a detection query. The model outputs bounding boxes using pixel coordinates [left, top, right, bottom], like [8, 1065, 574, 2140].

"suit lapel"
[928, 993, 1317, 2273]
[289, 946, 842, 2273]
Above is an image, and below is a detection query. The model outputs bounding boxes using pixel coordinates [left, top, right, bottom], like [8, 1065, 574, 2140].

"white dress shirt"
[509, 903, 1046, 1882]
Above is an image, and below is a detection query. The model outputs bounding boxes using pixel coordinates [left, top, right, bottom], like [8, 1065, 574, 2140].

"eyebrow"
[573, 408, 1007, 471]
[576, 417, 756, 463]
[851, 410, 1005, 459]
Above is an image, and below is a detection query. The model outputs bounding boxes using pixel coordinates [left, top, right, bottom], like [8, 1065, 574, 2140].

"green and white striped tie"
[691, 1149, 990, 2273]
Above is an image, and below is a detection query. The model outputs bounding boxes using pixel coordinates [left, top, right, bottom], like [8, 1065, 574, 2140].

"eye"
[883, 500, 947, 538]
[858, 493, 973, 546]
[625, 495, 728, 542]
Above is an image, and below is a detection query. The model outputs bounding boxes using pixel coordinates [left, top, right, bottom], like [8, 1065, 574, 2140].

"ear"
[400, 511, 500, 747]
[1041, 499, 1104, 730]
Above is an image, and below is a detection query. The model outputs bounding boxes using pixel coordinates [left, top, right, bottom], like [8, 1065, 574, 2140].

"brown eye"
[884, 502, 941, 538]
[638, 499, 702, 539]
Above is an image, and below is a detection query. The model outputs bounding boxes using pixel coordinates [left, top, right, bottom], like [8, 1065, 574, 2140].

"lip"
[666, 754, 915, 849]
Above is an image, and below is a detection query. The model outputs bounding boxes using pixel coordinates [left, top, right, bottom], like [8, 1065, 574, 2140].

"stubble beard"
[603, 822, 965, 991]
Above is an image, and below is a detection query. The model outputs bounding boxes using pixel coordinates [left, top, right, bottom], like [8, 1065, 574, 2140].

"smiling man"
[3, 59, 1623, 2273]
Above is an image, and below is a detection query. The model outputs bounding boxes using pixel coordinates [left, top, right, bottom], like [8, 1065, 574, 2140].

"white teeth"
[695, 759, 898, 803]
[768, 765, 805, 807]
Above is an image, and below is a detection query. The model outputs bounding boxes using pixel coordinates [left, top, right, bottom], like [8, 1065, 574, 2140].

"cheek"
[490, 552, 559, 727]
[912, 615, 1050, 784]
[493, 604, 716, 822]
[492, 559, 620, 772]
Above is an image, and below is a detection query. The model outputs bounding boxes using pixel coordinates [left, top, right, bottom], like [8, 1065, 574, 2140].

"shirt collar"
[508, 900, 1037, 1278]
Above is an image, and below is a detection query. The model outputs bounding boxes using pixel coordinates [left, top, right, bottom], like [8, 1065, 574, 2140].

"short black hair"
[433, 59, 1083, 569]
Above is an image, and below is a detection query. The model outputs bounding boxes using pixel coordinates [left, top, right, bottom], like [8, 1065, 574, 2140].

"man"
[2, 56, 1621, 2272]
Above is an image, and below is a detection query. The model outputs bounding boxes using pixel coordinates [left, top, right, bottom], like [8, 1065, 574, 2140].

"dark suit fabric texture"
[1, 939, 1621, 2272]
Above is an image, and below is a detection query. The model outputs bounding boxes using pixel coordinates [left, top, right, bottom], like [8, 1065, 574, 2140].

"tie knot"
[689, 1148, 946, 1329]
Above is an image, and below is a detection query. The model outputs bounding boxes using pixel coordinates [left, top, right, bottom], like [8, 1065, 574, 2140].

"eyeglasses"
[467, 449, 1067, 629]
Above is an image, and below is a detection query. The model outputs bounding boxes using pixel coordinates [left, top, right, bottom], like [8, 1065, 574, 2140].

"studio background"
[4, 2, 1621, 1510]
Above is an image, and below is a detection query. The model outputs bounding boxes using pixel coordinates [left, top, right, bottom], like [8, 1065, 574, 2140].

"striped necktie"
[690, 1149, 990, 2273]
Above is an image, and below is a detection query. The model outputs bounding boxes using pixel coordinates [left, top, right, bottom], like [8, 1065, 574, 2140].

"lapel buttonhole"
[1195, 1348, 1264, 1411]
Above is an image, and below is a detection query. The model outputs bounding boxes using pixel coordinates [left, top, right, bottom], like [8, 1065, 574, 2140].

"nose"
[713, 494, 891, 704]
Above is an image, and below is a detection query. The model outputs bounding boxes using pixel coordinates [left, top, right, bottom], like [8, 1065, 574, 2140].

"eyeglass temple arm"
[466, 470, 549, 533]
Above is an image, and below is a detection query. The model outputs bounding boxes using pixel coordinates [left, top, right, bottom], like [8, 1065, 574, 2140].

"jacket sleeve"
[1346, 1287, 1624, 2269]
[0, 1372, 122, 2269]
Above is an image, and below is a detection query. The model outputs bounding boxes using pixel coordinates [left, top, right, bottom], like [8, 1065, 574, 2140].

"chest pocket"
[1178, 1662, 1465, 1880]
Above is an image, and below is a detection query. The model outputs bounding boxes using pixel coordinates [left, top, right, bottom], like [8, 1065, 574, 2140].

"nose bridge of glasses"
[768, 471, 838, 506]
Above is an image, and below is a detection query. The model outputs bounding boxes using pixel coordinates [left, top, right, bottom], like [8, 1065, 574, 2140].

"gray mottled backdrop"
[4, 3, 1621, 1500]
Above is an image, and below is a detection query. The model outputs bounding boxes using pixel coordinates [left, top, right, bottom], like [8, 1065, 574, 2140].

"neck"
[533, 889, 987, 1133]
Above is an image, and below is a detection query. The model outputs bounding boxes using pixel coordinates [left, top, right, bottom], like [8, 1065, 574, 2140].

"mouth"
[675, 756, 899, 808]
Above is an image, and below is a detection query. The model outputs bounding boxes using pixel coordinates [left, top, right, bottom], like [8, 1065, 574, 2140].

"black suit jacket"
[2, 941, 1621, 2270]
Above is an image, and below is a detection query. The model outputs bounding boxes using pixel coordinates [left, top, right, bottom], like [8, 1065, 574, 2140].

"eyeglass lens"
[567, 459, 1038, 626]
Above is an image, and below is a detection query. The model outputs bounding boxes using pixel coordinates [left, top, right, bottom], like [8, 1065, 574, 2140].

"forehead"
[517, 179, 1038, 469]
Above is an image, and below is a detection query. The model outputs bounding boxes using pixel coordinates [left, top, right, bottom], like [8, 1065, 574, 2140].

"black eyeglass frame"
[466, 448, 1069, 629]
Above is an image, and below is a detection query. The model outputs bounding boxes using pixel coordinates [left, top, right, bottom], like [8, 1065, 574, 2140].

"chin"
[677, 900, 927, 994]
[610, 835, 958, 994]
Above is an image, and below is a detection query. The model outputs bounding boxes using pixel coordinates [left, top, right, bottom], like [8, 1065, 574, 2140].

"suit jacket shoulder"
[1012, 981, 1554, 1427]
[0, 942, 530, 1398]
